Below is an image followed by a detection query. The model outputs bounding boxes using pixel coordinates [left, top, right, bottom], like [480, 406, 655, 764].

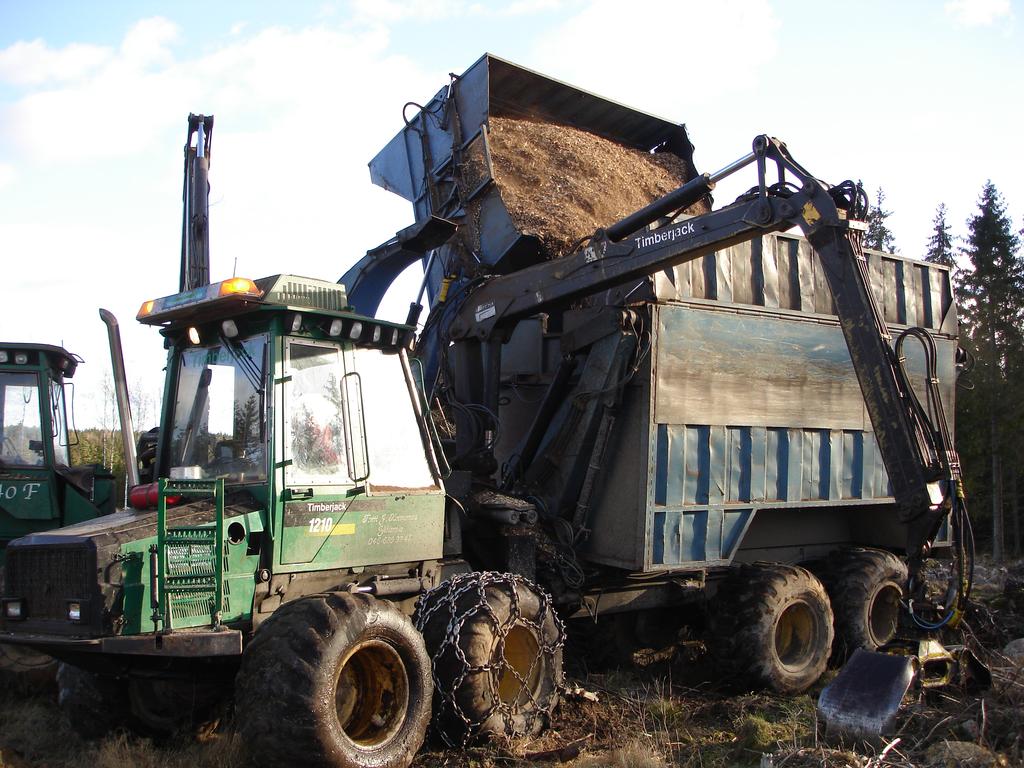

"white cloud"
[0, 163, 14, 190]
[315, 2, 343, 19]
[0, 19, 185, 164]
[944, 0, 1013, 26]
[529, 0, 780, 115]
[119, 17, 179, 68]
[348, 0, 475, 23]
[0, 39, 111, 86]
[499, 0, 566, 14]
[346, 0, 568, 23]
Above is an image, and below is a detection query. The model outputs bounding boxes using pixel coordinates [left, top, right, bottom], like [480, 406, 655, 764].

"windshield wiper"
[219, 334, 268, 442]
[220, 334, 263, 394]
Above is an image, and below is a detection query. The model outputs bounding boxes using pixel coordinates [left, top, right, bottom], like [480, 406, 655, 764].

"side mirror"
[29, 439, 44, 453]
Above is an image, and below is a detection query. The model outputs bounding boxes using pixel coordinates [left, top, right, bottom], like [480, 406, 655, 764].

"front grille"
[5, 543, 97, 628]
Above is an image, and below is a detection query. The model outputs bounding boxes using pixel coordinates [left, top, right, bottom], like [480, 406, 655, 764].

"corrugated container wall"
[501, 232, 958, 572]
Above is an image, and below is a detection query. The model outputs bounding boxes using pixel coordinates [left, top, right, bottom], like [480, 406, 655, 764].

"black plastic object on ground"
[817, 648, 916, 737]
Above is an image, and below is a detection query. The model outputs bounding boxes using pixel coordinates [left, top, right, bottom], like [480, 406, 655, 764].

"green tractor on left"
[0, 343, 116, 681]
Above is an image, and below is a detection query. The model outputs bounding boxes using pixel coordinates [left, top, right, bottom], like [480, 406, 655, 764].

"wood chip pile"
[476, 117, 708, 261]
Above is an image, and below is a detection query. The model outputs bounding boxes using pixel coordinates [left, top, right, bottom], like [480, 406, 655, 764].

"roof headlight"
[221, 319, 239, 339]
[219, 277, 261, 297]
[0, 351, 8, 363]
[328, 319, 344, 337]
[288, 313, 303, 333]
[3, 599, 24, 620]
[187, 327, 202, 345]
[14, 353, 28, 364]
[372, 326, 382, 343]
[67, 601, 82, 622]
[348, 322, 363, 341]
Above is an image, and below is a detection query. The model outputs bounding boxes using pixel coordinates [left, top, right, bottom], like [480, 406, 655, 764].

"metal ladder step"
[154, 478, 225, 631]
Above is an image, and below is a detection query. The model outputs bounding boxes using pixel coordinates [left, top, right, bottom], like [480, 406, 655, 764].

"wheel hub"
[497, 624, 542, 706]
[335, 639, 409, 748]
[867, 582, 902, 646]
[775, 600, 817, 671]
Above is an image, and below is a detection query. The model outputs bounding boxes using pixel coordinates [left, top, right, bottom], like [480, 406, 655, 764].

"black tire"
[127, 676, 225, 737]
[57, 662, 132, 739]
[414, 572, 564, 746]
[0, 571, 57, 690]
[814, 547, 907, 662]
[235, 592, 431, 768]
[0, 643, 57, 690]
[709, 563, 833, 694]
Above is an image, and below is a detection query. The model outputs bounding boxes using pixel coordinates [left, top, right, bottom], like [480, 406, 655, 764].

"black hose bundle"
[893, 326, 975, 630]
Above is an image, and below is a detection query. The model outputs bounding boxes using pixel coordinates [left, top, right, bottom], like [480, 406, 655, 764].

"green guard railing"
[153, 478, 225, 631]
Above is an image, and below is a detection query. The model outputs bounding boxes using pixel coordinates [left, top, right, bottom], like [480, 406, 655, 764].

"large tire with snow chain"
[57, 663, 133, 739]
[235, 592, 432, 768]
[814, 547, 907, 663]
[710, 563, 833, 694]
[414, 572, 564, 746]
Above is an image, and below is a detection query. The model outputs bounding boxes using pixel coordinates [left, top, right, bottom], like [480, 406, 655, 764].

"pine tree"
[957, 181, 1023, 561]
[865, 187, 898, 253]
[925, 203, 955, 269]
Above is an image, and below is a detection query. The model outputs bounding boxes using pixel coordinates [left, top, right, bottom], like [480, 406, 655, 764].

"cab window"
[284, 341, 351, 486]
[168, 336, 268, 483]
[0, 372, 44, 467]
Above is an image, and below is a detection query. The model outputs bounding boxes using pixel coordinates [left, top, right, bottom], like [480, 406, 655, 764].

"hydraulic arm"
[180, 114, 213, 293]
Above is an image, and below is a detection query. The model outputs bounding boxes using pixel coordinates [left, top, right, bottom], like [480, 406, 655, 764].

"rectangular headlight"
[67, 601, 82, 622]
[3, 599, 24, 619]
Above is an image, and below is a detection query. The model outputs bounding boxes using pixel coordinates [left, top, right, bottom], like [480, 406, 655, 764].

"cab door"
[279, 339, 366, 565]
[0, 370, 59, 531]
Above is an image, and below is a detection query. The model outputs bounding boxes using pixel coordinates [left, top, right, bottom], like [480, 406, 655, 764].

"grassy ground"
[2, 561, 1022, 768]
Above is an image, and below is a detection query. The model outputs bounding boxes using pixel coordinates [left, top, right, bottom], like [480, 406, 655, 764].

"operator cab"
[0, 344, 76, 472]
[137, 275, 439, 498]
[0, 343, 113, 558]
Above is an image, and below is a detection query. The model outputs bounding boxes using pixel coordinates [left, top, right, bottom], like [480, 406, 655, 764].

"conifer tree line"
[869, 182, 1023, 561]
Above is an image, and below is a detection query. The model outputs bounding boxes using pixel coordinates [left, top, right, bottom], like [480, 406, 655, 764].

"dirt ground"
[1, 558, 1022, 768]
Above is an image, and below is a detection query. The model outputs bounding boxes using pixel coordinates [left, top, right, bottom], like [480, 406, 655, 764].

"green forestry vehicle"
[0, 57, 980, 766]
[0, 342, 115, 680]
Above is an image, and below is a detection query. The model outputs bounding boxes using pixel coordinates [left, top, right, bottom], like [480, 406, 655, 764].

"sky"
[1, 0, 1021, 428]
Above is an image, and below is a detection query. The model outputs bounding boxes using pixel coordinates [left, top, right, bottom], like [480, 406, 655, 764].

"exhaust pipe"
[99, 309, 140, 488]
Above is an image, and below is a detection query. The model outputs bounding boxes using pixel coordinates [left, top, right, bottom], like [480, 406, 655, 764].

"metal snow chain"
[414, 571, 566, 747]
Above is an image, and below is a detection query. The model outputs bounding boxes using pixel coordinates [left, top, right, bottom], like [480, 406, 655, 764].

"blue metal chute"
[350, 54, 698, 306]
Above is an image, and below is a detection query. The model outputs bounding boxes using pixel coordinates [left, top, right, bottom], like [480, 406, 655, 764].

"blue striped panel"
[841, 431, 865, 498]
[767, 427, 788, 501]
[651, 507, 753, 566]
[653, 424, 892, 507]
[726, 427, 753, 503]
[685, 426, 709, 504]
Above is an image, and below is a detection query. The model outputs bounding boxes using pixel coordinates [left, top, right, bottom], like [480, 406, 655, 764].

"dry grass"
[1, 661, 1019, 768]
[0, 686, 246, 768]
[3, 559, 1023, 768]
